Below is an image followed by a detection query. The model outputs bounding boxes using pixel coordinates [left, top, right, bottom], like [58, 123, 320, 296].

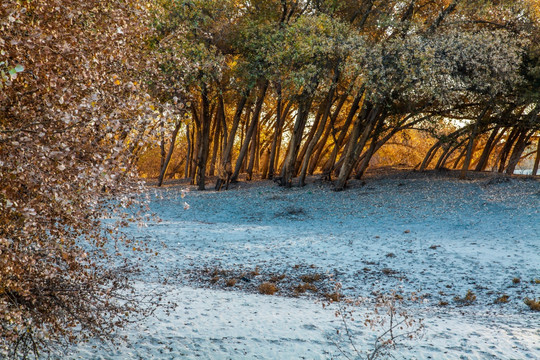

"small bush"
[512, 277, 521, 284]
[294, 283, 318, 294]
[381, 268, 397, 275]
[324, 292, 341, 302]
[300, 273, 322, 283]
[454, 290, 476, 305]
[269, 274, 286, 283]
[226, 278, 237, 287]
[438, 300, 449, 306]
[259, 282, 278, 295]
[494, 294, 510, 304]
[524, 298, 540, 311]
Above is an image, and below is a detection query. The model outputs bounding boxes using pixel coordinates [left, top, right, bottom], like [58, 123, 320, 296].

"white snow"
[71, 171, 540, 359]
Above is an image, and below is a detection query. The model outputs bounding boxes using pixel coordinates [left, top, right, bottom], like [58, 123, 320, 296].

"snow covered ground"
[72, 170, 539, 359]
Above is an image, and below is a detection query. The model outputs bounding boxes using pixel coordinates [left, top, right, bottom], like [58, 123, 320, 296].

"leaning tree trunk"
[298, 70, 340, 186]
[532, 136, 540, 176]
[322, 91, 363, 179]
[215, 92, 249, 190]
[506, 130, 533, 175]
[231, 81, 268, 182]
[474, 127, 502, 172]
[157, 120, 182, 187]
[280, 96, 315, 187]
[334, 102, 380, 191]
[498, 128, 521, 173]
[460, 104, 490, 179]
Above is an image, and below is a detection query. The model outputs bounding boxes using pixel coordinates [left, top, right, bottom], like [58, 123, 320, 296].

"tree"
[0, 0, 161, 357]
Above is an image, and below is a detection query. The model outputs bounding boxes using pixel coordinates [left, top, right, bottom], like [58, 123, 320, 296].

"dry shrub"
[494, 294, 510, 304]
[324, 292, 341, 302]
[454, 290, 476, 305]
[512, 277, 521, 284]
[300, 273, 322, 283]
[226, 279, 237, 287]
[524, 298, 540, 311]
[269, 274, 286, 283]
[294, 283, 318, 294]
[259, 282, 278, 295]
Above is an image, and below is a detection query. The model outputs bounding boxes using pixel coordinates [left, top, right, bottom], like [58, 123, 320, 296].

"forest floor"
[73, 169, 539, 359]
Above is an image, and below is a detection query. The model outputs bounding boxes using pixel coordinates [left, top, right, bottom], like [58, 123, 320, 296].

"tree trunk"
[196, 84, 212, 190]
[498, 128, 520, 173]
[232, 81, 268, 182]
[419, 141, 441, 171]
[506, 130, 533, 175]
[474, 127, 502, 172]
[158, 120, 182, 187]
[208, 103, 222, 177]
[334, 103, 380, 190]
[280, 96, 316, 187]
[322, 91, 363, 179]
[246, 122, 258, 180]
[189, 106, 201, 183]
[184, 123, 191, 179]
[298, 70, 340, 186]
[532, 136, 540, 176]
[268, 94, 292, 179]
[308, 93, 347, 175]
[215, 93, 249, 190]
[354, 116, 386, 179]
[460, 104, 490, 179]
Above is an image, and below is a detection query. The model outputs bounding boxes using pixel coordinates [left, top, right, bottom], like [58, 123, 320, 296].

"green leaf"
[14, 64, 24, 73]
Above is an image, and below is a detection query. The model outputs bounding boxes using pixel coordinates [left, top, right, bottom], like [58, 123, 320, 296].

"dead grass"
[294, 283, 318, 294]
[454, 290, 476, 305]
[226, 278, 237, 287]
[300, 273, 322, 283]
[494, 294, 510, 304]
[524, 298, 540, 311]
[258, 282, 278, 295]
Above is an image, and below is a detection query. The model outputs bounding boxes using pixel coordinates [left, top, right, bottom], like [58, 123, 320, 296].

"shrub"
[524, 298, 540, 311]
[258, 282, 278, 295]
[454, 290, 476, 305]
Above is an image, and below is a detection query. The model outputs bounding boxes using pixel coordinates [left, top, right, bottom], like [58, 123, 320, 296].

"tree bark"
[460, 104, 490, 179]
[334, 103, 380, 190]
[196, 84, 212, 190]
[506, 130, 533, 175]
[232, 81, 268, 182]
[322, 91, 363, 179]
[215, 93, 249, 190]
[532, 136, 540, 176]
[158, 120, 183, 187]
[497, 128, 520, 173]
[184, 123, 191, 179]
[299, 69, 340, 186]
[474, 127, 501, 172]
[280, 97, 315, 187]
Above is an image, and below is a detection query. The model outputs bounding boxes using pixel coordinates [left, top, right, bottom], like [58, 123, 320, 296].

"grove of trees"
[1, 0, 539, 358]
[147, 0, 540, 191]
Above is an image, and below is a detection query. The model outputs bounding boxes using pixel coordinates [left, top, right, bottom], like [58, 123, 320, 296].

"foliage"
[0, 0, 164, 357]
